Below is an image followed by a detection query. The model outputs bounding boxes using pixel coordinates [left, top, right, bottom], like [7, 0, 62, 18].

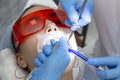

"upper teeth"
[45, 37, 60, 45]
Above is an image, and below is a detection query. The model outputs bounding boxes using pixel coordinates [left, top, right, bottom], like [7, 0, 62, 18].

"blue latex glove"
[30, 37, 70, 80]
[60, 0, 94, 31]
[87, 56, 120, 80]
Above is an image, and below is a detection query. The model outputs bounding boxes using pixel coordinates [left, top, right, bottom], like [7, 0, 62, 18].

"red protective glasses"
[13, 9, 70, 48]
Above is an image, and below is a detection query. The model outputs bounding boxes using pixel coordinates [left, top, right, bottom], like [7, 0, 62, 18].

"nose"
[45, 20, 59, 33]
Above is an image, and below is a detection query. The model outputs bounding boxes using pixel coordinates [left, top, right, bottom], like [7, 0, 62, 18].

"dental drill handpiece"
[68, 48, 105, 70]
[67, 0, 88, 43]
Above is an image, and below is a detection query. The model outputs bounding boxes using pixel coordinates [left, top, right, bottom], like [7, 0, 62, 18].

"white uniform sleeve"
[93, 0, 120, 57]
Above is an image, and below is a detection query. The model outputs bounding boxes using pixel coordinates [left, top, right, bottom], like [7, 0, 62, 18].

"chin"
[64, 34, 78, 74]
[64, 53, 75, 74]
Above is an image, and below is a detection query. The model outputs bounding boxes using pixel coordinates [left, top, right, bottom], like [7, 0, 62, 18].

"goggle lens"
[13, 9, 70, 48]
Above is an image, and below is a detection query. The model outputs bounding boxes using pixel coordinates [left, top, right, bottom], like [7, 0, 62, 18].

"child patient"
[12, 5, 85, 80]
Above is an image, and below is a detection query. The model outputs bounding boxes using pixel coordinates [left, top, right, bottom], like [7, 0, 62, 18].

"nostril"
[54, 28, 57, 31]
[48, 29, 52, 32]
[47, 28, 58, 32]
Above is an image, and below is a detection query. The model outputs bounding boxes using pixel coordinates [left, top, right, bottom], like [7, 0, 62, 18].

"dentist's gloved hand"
[88, 56, 120, 80]
[60, 0, 94, 31]
[30, 37, 70, 80]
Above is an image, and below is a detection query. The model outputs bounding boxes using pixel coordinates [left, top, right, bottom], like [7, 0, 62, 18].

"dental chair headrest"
[0, 48, 26, 80]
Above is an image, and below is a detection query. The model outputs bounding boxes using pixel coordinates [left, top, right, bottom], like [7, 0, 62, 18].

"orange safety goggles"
[13, 9, 70, 48]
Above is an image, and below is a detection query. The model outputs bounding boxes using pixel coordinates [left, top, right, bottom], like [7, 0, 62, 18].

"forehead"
[23, 5, 51, 17]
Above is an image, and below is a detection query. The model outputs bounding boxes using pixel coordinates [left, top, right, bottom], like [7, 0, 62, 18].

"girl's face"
[16, 5, 77, 74]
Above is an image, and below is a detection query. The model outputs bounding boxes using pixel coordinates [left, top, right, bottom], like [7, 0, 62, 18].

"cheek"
[27, 48, 38, 71]
[64, 53, 75, 74]
[69, 35, 78, 51]
[59, 28, 78, 73]
[21, 37, 38, 70]
[67, 35, 77, 71]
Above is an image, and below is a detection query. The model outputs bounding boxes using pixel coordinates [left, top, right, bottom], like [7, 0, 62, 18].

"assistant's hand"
[60, 0, 94, 31]
[30, 37, 70, 80]
[88, 56, 120, 80]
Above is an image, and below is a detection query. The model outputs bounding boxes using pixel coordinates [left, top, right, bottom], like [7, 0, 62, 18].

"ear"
[16, 54, 28, 69]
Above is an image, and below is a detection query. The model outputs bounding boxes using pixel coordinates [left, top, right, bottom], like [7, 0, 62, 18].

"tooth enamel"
[46, 40, 50, 45]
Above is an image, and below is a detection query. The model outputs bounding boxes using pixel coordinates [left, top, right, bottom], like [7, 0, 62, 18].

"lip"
[42, 31, 75, 48]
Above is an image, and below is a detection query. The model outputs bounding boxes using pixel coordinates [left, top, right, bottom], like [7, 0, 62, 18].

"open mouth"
[37, 31, 68, 52]
[44, 37, 60, 45]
